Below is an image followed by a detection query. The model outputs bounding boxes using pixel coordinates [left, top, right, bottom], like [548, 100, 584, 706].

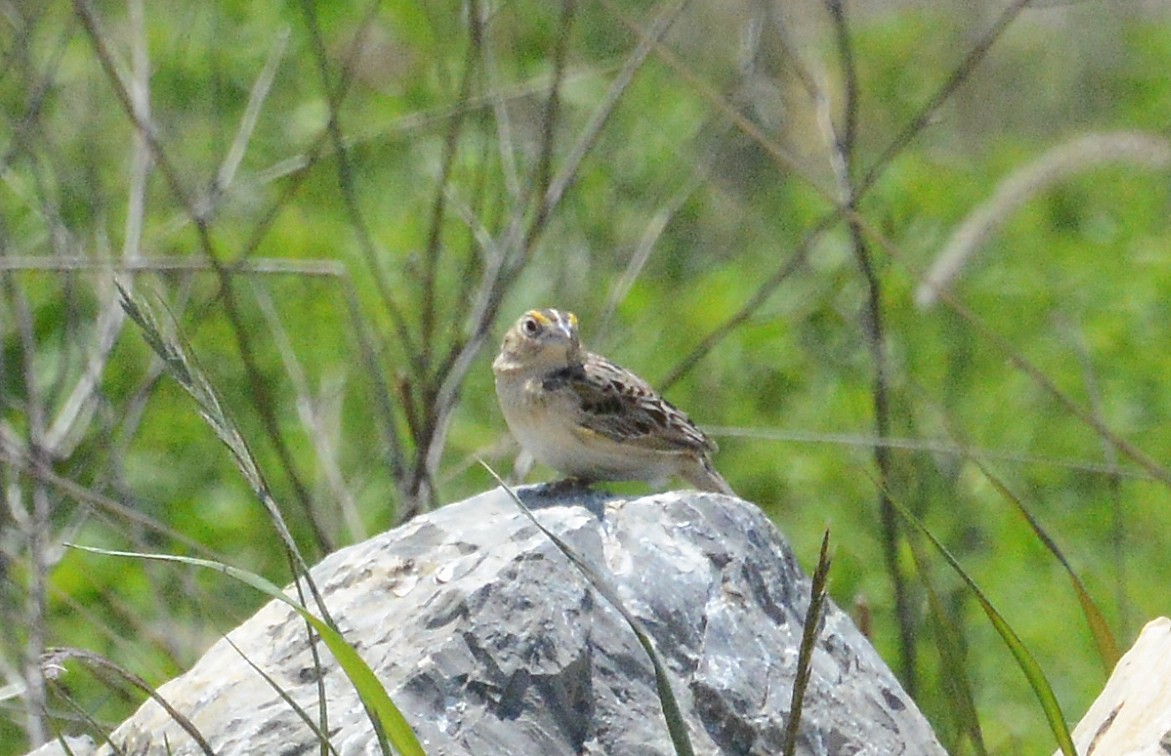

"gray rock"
[31, 488, 944, 755]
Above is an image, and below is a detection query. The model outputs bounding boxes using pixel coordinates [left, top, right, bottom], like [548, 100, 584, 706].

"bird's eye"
[521, 317, 540, 336]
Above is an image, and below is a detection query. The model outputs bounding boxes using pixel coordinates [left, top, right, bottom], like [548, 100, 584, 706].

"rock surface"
[31, 487, 944, 755]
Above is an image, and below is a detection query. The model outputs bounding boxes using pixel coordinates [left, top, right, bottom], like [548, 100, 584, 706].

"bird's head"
[494, 308, 583, 373]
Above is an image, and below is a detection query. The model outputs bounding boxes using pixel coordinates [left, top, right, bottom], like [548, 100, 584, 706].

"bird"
[492, 308, 734, 495]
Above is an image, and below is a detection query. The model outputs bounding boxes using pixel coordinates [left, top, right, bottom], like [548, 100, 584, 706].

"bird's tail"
[682, 456, 736, 497]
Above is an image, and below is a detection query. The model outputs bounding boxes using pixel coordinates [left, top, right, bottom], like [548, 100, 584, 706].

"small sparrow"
[493, 308, 734, 495]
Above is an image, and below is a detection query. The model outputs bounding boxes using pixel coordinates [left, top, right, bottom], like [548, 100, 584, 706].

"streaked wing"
[544, 353, 715, 454]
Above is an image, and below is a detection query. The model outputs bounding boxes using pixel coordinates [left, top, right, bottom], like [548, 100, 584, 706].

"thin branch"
[404, 0, 585, 514]
[598, 170, 706, 342]
[212, 28, 289, 199]
[72, 1, 336, 550]
[113, 282, 348, 753]
[41, 0, 152, 459]
[42, 278, 125, 457]
[43, 648, 216, 756]
[852, 209, 1171, 490]
[824, 0, 858, 167]
[296, 0, 421, 376]
[1065, 318, 1129, 634]
[662, 0, 1034, 388]
[477, 1, 521, 198]
[0, 444, 223, 558]
[821, 0, 915, 693]
[538, 0, 692, 249]
[6, 269, 50, 747]
[659, 225, 814, 391]
[71, 0, 204, 229]
[253, 283, 365, 543]
[706, 425, 1156, 481]
[419, 0, 693, 518]
[0, 256, 347, 274]
[858, 0, 1038, 195]
[598, 0, 826, 197]
[419, 0, 482, 378]
[8, 255, 408, 509]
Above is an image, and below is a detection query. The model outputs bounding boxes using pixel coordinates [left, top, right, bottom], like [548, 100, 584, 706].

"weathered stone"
[1054, 617, 1171, 756]
[29, 487, 944, 755]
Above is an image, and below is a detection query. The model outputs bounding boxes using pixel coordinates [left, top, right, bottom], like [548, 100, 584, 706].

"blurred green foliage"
[2, 1, 1170, 754]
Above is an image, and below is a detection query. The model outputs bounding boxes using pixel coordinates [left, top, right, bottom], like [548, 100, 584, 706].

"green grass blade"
[906, 534, 987, 754]
[117, 262, 341, 751]
[69, 545, 425, 756]
[883, 498, 1076, 756]
[972, 459, 1121, 671]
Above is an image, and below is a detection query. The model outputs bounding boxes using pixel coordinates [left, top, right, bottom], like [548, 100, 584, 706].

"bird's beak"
[557, 311, 578, 341]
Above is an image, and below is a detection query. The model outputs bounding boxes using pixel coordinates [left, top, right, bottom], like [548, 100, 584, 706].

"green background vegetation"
[2, 0, 1170, 753]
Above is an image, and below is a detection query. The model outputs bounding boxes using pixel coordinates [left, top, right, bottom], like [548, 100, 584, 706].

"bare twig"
[253, 283, 365, 542]
[478, 0, 522, 198]
[40, 0, 151, 459]
[43, 648, 216, 756]
[542, 0, 692, 230]
[822, 0, 915, 693]
[852, 210, 1171, 490]
[598, 170, 705, 340]
[1064, 317, 1129, 635]
[41, 278, 124, 458]
[212, 29, 289, 200]
[599, 0, 824, 196]
[858, 0, 1038, 195]
[706, 425, 1154, 481]
[4, 253, 408, 513]
[0, 256, 348, 274]
[419, 0, 482, 378]
[296, 0, 421, 376]
[416, 0, 691, 519]
[659, 225, 813, 391]
[405, 0, 583, 516]
[661, 0, 1035, 389]
[73, 0, 336, 553]
[5, 273, 50, 746]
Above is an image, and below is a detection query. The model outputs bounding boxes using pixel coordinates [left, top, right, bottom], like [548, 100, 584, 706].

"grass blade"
[68, 544, 425, 756]
[782, 529, 832, 756]
[481, 465, 695, 756]
[224, 635, 341, 756]
[906, 535, 987, 753]
[116, 282, 342, 749]
[43, 648, 214, 756]
[971, 459, 1120, 671]
[882, 495, 1076, 755]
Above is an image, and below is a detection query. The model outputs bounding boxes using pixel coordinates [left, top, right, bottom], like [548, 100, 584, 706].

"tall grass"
[2, 1, 1169, 753]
